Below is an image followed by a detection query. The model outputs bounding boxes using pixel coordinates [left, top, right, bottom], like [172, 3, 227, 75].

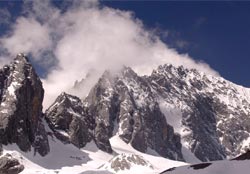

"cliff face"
[45, 92, 93, 148]
[45, 68, 183, 160]
[148, 64, 250, 161]
[84, 68, 184, 160]
[0, 54, 49, 156]
[65, 64, 250, 162]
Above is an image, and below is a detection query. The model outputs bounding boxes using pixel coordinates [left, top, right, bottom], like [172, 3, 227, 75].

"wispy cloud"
[154, 28, 191, 51]
[0, 0, 219, 108]
[0, 8, 11, 26]
[175, 40, 190, 49]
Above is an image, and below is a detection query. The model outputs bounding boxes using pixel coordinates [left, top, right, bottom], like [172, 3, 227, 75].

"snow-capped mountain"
[148, 64, 250, 161]
[1, 54, 250, 174]
[66, 64, 250, 162]
[83, 68, 183, 160]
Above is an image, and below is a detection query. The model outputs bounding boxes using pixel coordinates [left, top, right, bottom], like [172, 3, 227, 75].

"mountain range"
[0, 54, 250, 174]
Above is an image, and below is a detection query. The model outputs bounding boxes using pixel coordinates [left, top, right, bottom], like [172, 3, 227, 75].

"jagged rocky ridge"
[0, 153, 24, 174]
[45, 91, 117, 154]
[1, 54, 250, 165]
[46, 64, 250, 162]
[46, 68, 184, 160]
[84, 68, 183, 160]
[148, 64, 250, 161]
[45, 92, 93, 148]
[0, 54, 49, 157]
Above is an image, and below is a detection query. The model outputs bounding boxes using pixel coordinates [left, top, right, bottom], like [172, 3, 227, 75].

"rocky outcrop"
[101, 153, 154, 173]
[45, 92, 93, 148]
[148, 64, 250, 161]
[232, 150, 250, 160]
[0, 153, 24, 174]
[0, 54, 49, 156]
[0, 144, 2, 156]
[84, 71, 116, 154]
[85, 68, 184, 160]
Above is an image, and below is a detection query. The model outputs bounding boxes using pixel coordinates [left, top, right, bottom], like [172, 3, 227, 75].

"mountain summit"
[0, 53, 49, 156]
[1, 55, 250, 173]
[63, 64, 250, 162]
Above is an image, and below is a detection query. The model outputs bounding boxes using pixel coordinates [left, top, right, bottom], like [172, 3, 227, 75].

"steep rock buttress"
[0, 54, 49, 156]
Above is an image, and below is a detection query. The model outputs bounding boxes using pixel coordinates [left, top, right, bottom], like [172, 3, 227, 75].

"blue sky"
[0, 1, 250, 88]
[103, 1, 250, 87]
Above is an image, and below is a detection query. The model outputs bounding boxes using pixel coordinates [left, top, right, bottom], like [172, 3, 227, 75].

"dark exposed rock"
[189, 162, 212, 170]
[85, 67, 184, 160]
[160, 162, 212, 174]
[232, 150, 250, 160]
[0, 153, 24, 174]
[0, 144, 2, 156]
[180, 95, 226, 161]
[94, 122, 113, 153]
[33, 120, 50, 156]
[84, 71, 118, 153]
[0, 54, 49, 156]
[45, 92, 92, 148]
[45, 91, 114, 153]
[159, 167, 176, 173]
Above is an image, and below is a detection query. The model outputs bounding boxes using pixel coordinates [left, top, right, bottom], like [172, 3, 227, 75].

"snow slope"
[2, 122, 186, 174]
[108, 135, 186, 173]
[3, 120, 113, 174]
[161, 160, 250, 174]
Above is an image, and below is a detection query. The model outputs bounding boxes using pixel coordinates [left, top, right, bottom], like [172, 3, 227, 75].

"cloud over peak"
[0, 0, 219, 108]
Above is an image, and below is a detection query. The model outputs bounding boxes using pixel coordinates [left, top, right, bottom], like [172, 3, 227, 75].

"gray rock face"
[0, 54, 49, 156]
[77, 64, 250, 162]
[85, 68, 183, 160]
[0, 153, 24, 174]
[45, 92, 93, 148]
[148, 64, 250, 161]
[0, 144, 2, 156]
[84, 71, 117, 154]
[45, 90, 114, 153]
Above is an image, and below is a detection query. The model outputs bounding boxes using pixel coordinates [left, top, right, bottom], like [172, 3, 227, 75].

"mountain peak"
[58, 92, 77, 101]
[46, 92, 83, 114]
[14, 53, 29, 64]
[45, 92, 96, 149]
[0, 55, 49, 156]
[16, 53, 27, 59]
[153, 64, 189, 77]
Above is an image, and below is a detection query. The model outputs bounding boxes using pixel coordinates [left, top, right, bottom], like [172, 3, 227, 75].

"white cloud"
[0, 17, 52, 59]
[0, 1, 219, 109]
